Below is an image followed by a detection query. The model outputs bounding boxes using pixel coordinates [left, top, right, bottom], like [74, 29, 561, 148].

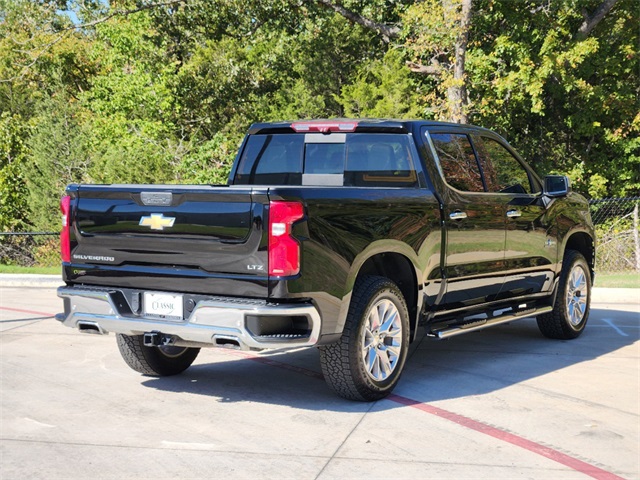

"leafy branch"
[1, 0, 189, 82]
[57, 0, 189, 32]
[310, 0, 400, 42]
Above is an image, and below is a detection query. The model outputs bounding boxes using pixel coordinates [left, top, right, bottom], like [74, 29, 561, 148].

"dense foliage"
[0, 0, 638, 232]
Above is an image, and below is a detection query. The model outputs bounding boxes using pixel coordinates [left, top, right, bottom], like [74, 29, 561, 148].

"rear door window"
[344, 134, 418, 187]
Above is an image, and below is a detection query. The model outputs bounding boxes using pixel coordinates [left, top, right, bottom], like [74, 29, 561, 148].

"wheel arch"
[351, 249, 420, 342]
[562, 230, 596, 279]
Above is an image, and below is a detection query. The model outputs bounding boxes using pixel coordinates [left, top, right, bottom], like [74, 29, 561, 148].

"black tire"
[319, 276, 410, 401]
[116, 333, 200, 376]
[537, 249, 591, 339]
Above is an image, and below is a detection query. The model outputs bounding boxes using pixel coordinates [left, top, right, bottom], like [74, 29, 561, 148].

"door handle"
[506, 209, 522, 218]
[449, 211, 468, 221]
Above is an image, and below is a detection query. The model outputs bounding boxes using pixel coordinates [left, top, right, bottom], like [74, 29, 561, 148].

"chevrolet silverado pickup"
[57, 119, 595, 401]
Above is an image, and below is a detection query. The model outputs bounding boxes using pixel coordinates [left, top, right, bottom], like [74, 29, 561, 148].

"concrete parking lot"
[1, 282, 638, 480]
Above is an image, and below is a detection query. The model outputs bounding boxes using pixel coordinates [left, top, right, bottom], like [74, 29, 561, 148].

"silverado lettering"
[56, 119, 596, 401]
[71, 254, 115, 262]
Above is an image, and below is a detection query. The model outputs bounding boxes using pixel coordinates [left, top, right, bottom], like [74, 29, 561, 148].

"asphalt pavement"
[0, 279, 638, 480]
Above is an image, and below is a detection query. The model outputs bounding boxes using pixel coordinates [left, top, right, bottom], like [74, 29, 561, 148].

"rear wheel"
[537, 249, 591, 339]
[319, 276, 410, 401]
[116, 333, 200, 376]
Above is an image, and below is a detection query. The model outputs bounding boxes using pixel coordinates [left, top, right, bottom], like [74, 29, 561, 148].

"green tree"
[176, 133, 236, 185]
[0, 112, 30, 231]
[1, 0, 98, 231]
[339, 49, 423, 119]
[25, 95, 91, 231]
[467, 0, 639, 196]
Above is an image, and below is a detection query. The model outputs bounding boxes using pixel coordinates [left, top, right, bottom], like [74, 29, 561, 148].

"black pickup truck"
[57, 119, 595, 401]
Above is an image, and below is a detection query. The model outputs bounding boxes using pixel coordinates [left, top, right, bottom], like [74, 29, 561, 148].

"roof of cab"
[247, 118, 494, 135]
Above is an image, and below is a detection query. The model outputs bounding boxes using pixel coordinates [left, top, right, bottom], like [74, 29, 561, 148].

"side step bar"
[430, 306, 553, 339]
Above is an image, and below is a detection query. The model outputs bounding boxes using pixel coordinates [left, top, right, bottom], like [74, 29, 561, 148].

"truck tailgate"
[64, 185, 269, 297]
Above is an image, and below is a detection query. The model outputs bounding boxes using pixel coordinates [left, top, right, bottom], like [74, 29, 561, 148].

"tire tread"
[537, 249, 591, 340]
[116, 334, 199, 376]
[319, 276, 409, 401]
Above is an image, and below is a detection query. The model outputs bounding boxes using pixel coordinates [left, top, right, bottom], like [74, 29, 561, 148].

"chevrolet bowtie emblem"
[139, 213, 176, 230]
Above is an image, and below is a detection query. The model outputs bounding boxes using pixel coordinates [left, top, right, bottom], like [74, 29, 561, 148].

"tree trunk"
[576, 0, 620, 40]
[444, 0, 472, 123]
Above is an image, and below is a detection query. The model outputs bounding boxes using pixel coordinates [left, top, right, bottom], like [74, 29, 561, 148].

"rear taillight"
[60, 195, 71, 263]
[268, 201, 304, 277]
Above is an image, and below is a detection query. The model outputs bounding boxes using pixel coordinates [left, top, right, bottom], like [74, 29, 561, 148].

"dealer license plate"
[143, 292, 184, 321]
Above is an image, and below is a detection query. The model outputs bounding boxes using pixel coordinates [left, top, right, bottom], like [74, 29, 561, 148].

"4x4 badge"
[139, 213, 176, 231]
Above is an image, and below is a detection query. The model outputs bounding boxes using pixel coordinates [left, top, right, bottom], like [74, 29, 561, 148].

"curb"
[591, 287, 639, 305]
[1, 274, 62, 287]
[1, 275, 638, 304]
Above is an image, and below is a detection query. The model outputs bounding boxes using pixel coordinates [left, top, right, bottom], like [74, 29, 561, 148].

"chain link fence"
[1, 197, 639, 272]
[0, 232, 59, 267]
[589, 197, 640, 273]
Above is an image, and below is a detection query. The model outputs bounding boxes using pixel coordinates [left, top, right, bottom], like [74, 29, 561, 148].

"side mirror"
[544, 175, 570, 197]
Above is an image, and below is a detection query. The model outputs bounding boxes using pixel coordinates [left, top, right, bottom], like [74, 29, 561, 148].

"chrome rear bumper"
[56, 286, 321, 351]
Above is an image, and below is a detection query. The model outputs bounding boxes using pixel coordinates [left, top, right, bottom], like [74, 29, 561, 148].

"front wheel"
[116, 333, 200, 376]
[319, 276, 410, 401]
[537, 249, 591, 339]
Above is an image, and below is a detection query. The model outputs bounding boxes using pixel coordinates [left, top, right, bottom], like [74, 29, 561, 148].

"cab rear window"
[235, 134, 304, 185]
[234, 133, 418, 187]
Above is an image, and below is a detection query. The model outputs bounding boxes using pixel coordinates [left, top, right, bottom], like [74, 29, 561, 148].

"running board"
[430, 306, 553, 339]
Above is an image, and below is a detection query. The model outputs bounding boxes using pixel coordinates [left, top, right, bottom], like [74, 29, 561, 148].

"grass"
[595, 272, 640, 289]
[0, 265, 61, 275]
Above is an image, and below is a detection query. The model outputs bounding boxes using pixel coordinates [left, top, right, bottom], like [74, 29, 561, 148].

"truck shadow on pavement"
[141, 309, 639, 411]
[142, 350, 361, 412]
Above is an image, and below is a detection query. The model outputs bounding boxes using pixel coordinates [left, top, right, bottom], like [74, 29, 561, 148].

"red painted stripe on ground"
[387, 394, 625, 480]
[0, 306, 55, 317]
[219, 349, 624, 480]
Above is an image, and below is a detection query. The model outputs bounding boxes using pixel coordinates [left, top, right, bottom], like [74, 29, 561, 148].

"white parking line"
[598, 318, 630, 337]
